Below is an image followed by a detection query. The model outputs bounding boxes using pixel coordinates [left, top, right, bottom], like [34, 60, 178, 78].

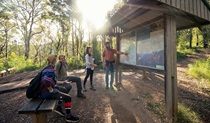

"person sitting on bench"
[40, 54, 79, 122]
[55, 55, 86, 98]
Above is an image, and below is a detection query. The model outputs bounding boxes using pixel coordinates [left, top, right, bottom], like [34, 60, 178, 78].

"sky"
[77, 0, 117, 29]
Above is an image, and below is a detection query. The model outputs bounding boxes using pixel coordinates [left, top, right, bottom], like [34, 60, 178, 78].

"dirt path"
[177, 49, 210, 122]
[0, 49, 209, 123]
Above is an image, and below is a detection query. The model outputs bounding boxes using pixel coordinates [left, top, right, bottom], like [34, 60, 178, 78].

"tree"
[10, 0, 45, 59]
[0, 3, 16, 76]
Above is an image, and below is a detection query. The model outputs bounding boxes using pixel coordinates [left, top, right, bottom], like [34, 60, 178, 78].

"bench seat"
[19, 99, 57, 123]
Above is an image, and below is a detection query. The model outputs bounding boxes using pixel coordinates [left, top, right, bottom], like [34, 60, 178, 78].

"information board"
[120, 19, 164, 70]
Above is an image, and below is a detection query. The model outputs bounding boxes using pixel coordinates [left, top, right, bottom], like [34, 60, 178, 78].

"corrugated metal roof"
[98, 0, 210, 35]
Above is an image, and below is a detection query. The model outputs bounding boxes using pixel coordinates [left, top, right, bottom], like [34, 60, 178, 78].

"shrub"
[187, 58, 210, 83]
[66, 56, 85, 70]
[0, 52, 45, 72]
[177, 104, 201, 123]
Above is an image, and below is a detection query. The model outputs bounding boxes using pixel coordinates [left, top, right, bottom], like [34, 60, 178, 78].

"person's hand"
[48, 86, 54, 93]
[63, 80, 69, 85]
[94, 64, 98, 67]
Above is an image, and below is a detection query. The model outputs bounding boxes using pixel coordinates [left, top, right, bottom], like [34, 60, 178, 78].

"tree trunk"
[202, 27, 208, 48]
[71, 18, 75, 56]
[24, 0, 36, 59]
[189, 29, 192, 48]
[196, 34, 198, 46]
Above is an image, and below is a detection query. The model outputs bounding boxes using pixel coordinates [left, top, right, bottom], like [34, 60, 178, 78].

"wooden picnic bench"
[0, 70, 6, 77]
[0, 68, 16, 77]
[18, 99, 58, 123]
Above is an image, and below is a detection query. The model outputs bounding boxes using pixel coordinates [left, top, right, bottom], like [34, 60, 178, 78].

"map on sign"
[136, 29, 164, 70]
[120, 37, 136, 65]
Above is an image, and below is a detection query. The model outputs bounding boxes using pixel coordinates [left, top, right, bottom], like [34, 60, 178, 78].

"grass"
[146, 102, 201, 123]
[187, 58, 210, 83]
[145, 94, 166, 122]
[177, 47, 200, 60]
[177, 104, 201, 123]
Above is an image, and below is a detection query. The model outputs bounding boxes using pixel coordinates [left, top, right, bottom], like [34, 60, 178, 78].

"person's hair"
[105, 42, 110, 45]
[105, 42, 111, 50]
[85, 46, 91, 56]
[47, 54, 57, 66]
[58, 55, 65, 60]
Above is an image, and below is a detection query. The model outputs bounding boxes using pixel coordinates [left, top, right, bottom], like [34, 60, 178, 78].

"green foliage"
[66, 56, 85, 70]
[0, 59, 6, 71]
[0, 52, 45, 72]
[177, 104, 201, 123]
[177, 48, 200, 60]
[187, 58, 210, 83]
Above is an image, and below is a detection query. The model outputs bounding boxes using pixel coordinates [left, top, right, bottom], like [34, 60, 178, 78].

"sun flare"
[77, 0, 116, 29]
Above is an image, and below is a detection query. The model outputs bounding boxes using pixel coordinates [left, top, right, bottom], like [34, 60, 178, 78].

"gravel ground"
[0, 49, 209, 123]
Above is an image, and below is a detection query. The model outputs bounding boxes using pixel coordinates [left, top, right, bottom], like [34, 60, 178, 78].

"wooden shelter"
[98, 0, 210, 122]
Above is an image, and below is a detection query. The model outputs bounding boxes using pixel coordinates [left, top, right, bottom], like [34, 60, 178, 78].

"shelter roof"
[99, 0, 210, 35]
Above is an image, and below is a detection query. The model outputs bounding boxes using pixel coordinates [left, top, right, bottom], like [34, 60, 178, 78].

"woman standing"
[83, 47, 97, 91]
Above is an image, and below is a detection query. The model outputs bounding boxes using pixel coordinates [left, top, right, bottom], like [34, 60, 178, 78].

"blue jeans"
[105, 65, 114, 87]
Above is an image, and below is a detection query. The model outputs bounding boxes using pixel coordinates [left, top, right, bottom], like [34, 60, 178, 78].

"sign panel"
[136, 29, 164, 70]
[120, 19, 164, 70]
[120, 36, 136, 65]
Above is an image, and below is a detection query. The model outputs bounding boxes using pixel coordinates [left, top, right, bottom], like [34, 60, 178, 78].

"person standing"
[40, 54, 79, 122]
[55, 55, 86, 98]
[102, 42, 128, 89]
[83, 46, 97, 91]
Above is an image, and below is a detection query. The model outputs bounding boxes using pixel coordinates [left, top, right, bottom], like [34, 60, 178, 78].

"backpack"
[26, 70, 43, 99]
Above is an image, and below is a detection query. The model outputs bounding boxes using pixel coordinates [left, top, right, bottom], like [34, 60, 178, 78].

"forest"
[1, 0, 210, 123]
[0, 0, 210, 75]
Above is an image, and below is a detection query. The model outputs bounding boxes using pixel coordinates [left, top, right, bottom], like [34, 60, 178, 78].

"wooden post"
[115, 33, 120, 85]
[32, 113, 47, 123]
[164, 15, 177, 123]
[119, 64, 122, 84]
[142, 69, 148, 80]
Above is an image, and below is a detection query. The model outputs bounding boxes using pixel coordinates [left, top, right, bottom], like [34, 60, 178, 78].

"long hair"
[85, 46, 91, 56]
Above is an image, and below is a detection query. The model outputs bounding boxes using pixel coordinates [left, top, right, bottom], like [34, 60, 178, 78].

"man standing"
[55, 55, 86, 98]
[102, 42, 128, 89]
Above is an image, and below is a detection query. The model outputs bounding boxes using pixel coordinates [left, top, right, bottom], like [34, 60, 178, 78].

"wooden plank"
[166, 0, 170, 5]
[185, 0, 190, 12]
[176, 0, 181, 9]
[161, 0, 166, 3]
[18, 99, 43, 114]
[38, 99, 57, 113]
[193, 0, 197, 16]
[201, 2, 205, 19]
[208, 10, 210, 21]
[197, 0, 201, 17]
[181, 0, 185, 11]
[172, 0, 176, 7]
[204, 6, 207, 20]
[189, 0, 194, 15]
[32, 114, 47, 123]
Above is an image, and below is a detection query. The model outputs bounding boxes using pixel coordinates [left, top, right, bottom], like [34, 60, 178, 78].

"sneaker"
[83, 85, 87, 92]
[54, 106, 65, 117]
[77, 93, 86, 98]
[66, 115, 79, 122]
[90, 86, 96, 91]
[105, 86, 109, 89]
